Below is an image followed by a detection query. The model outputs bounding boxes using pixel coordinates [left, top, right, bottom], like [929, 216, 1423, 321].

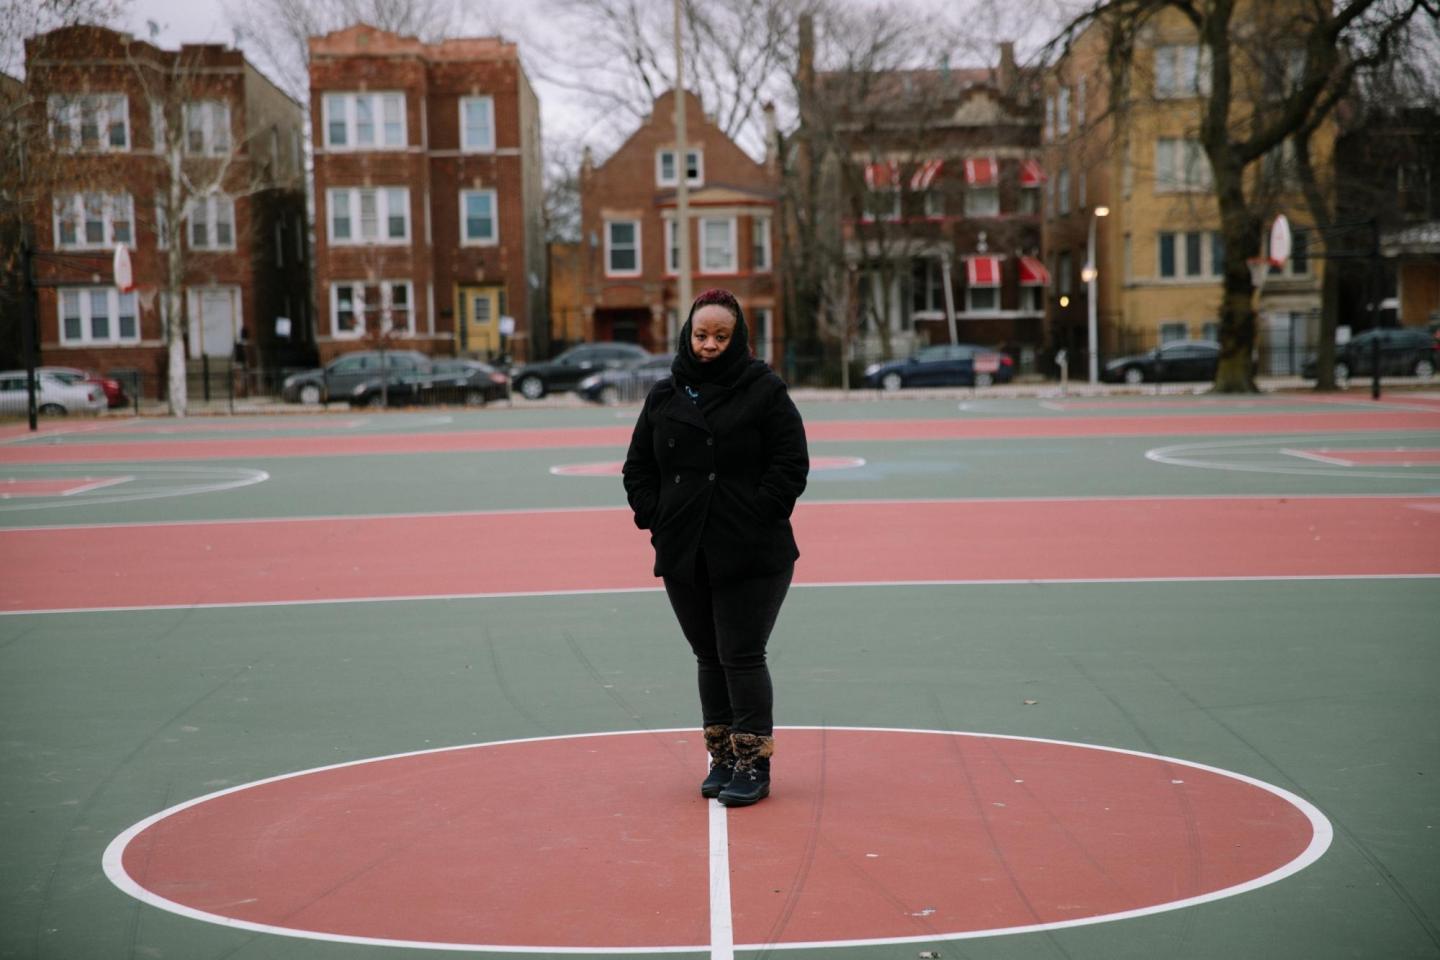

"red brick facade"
[22, 26, 308, 392]
[308, 25, 546, 364]
[579, 90, 783, 362]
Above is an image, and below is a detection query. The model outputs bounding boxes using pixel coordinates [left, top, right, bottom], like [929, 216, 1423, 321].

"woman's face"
[690, 305, 737, 363]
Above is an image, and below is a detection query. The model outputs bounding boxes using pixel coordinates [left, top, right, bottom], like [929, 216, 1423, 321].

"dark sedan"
[1101, 340, 1220, 384]
[863, 343, 1015, 391]
[282, 350, 432, 404]
[1301, 327, 1438, 381]
[347, 359, 510, 407]
[509, 342, 651, 400]
[576, 354, 672, 404]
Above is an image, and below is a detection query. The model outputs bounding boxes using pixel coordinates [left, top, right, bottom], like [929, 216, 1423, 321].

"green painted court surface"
[2, 394, 1438, 959]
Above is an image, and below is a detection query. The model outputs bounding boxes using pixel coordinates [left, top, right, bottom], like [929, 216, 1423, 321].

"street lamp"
[1084, 205, 1109, 384]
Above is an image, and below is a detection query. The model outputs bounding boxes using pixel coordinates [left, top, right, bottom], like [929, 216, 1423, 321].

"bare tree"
[1048, 0, 1437, 392]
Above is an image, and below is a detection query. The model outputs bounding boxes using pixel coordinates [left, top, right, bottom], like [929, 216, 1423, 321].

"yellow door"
[456, 286, 502, 356]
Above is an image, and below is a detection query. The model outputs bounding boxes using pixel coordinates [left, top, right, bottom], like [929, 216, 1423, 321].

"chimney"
[798, 12, 815, 125]
[998, 41, 1016, 94]
[581, 145, 593, 182]
[763, 101, 778, 175]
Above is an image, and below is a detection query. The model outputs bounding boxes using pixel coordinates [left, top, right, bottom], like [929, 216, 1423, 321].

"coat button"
[668, 438, 676, 447]
[707, 472, 716, 481]
[706, 437, 714, 446]
[674, 474, 681, 483]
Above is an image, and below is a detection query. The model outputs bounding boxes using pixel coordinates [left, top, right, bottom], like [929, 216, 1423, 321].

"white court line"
[708, 799, 734, 960]
[6, 573, 1439, 617]
[1279, 448, 1356, 466]
[7, 491, 1439, 533]
[61, 476, 134, 495]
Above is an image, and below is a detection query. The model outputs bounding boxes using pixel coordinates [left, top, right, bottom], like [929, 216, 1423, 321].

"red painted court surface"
[5, 496, 1437, 613]
[550, 455, 865, 477]
[106, 729, 1325, 951]
[0, 476, 128, 498]
[3, 410, 1439, 463]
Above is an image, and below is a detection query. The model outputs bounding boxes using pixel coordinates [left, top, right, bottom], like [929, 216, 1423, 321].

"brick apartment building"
[804, 45, 1047, 365]
[20, 26, 308, 390]
[578, 89, 783, 361]
[308, 25, 547, 364]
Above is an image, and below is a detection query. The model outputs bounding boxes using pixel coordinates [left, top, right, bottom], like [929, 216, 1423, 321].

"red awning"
[864, 161, 899, 189]
[966, 255, 1003, 287]
[1019, 256, 1050, 286]
[964, 157, 998, 186]
[1019, 158, 1046, 186]
[910, 159, 944, 191]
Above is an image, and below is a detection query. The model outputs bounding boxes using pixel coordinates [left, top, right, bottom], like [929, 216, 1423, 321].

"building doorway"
[456, 285, 504, 357]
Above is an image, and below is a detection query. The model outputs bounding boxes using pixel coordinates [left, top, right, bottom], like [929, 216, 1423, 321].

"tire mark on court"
[1147, 664, 1440, 953]
[483, 626, 555, 736]
[31, 626, 249, 960]
[928, 691, 1075, 960]
[1065, 657, 1202, 953]
[749, 725, 828, 960]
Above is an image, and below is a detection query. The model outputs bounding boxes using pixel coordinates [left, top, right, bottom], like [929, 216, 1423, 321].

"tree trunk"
[1314, 262, 1340, 390]
[1212, 158, 1259, 393]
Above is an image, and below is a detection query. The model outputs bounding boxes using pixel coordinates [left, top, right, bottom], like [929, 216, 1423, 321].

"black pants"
[663, 553, 794, 737]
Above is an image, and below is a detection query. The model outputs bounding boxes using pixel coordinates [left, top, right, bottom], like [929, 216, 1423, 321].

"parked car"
[0, 370, 106, 416]
[510, 342, 651, 400]
[347, 358, 510, 407]
[577, 353, 672, 404]
[1301, 327, 1439, 381]
[1101, 339, 1221, 384]
[38, 366, 129, 408]
[863, 343, 1015, 391]
[282, 350, 432, 404]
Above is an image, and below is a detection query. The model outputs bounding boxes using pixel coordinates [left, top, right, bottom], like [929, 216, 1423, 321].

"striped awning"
[1019, 256, 1050, 286]
[964, 156, 998, 186]
[966, 255, 1003, 287]
[1019, 158, 1046, 186]
[910, 159, 944, 191]
[864, 161, 899, 189]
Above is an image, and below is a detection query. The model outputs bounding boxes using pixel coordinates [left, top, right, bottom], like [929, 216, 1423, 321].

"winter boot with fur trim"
[700, 724, 735, 798]
[717, 732, 773, 807]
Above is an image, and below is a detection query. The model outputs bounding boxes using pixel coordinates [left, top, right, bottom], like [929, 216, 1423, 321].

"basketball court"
[2, 392, 1437, 959]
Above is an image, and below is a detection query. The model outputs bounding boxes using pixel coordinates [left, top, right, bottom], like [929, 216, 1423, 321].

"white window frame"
[460, 188, 499, 245]
[1056, 86, 1071, 136]
[1154, 44, 1211, 99]
[751, 216, 772, 272]
[664, 218, 680, 275]
[1155, 138, 1212, 193]
[752, 306, 773, 364]
[966, 285, 1000, 313]
[187, 193, 236, 251]
[322, 92, 407, 150]
[656, 148, 703, 187]
[327, 187, 411, 245]
[48, 94, 129, 152]
[150, 101, 167, 153]
[1157, 229, 1224, 280]
[1020, 285, 1044, 312]
[1058, 167, 1071, 215]
[53, 192, 134, 250]
[699, 216, 737, 274]
[184, 100, 231, 156]
[862, 188, 902, 223]
[1159, 321, 1189, 342]
[605, 220, 642, 277]
[58, 287, 139, 344]
[460, 96, 495, 153]
[155, 197, 169, 250]
[965, 186, 1000, 217]
[330, 280, 416, 338]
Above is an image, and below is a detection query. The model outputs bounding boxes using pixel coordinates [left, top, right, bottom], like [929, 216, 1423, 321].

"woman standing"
[622, 289, 809, 807]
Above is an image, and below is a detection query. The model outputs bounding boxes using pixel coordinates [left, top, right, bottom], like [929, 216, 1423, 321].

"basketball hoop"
[113, 245, 135, 294]
[1247, 257, 1272, 292]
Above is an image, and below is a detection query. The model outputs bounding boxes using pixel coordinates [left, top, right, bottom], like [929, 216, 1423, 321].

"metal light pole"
[673, 0, 692, 346]
[1083, 205, 1109, 384]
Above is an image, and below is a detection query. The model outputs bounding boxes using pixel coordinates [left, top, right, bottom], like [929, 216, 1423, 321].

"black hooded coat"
[621, 302, 809, 583]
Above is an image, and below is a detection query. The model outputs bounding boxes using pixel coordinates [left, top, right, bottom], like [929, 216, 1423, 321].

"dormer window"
[657, 148, 703, 187]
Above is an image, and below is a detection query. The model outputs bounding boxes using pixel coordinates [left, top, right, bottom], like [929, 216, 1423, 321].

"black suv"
[282, 350, 432, 404]
[1302, 328, 1439, 382]
[510, 342, 650, 399]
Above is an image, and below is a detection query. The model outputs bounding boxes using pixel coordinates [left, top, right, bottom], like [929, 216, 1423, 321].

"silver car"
[0, 370, 107, 416]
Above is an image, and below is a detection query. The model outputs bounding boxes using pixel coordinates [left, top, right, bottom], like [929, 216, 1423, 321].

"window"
[752, 307, 773, 364]
[327, 187, 410, 244]
[1158, 232, 1177, 277]
[966, 186, 1000, 217]
[1154, 44, 1210, 98]
[1019, 186, 1039, 214]
[1058, 251, 1073, 295]
[155, 197, 169, 250]
[188, 193, 235, 250]
[322, 92, 407, 149]
[910, 258, 946, 314]
[700, 217, 737, 273]
[656, 148, 703, 186]
[967, 286, 999, 312]
[1056, 86, 1071, 136]
[151, 101, 167, 153]
[48, 94, 129, 152]
[665, 218, 680, 274]
[1078, 170, 1086, 209]
[1155, 138, 1211, 192]
[460, 189, 498, 244]
[1020, 286, 1043, 312]
[605, 220, 640, 276]
[275, 221, 284, 267]
[58, 287, 138, 343]
[1160, 321, 1188, 342]
[184, 101, 231, 155]
[751, 217, 771, 272]
[294, 216, 304, 262]
[331, 281, 414, 337]
[863, 188, 901, 222]
[1045, 177, 1054, 217]
[1077, 77, 1086, 128]
[53, 193, 133, 250]
[924, 190, 945, 218]
[1058, 167, 1071, 215]
[1158, 230, 1223, 278]
[460, 96, 495, 152]
[1267, 228, 1310, 276]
